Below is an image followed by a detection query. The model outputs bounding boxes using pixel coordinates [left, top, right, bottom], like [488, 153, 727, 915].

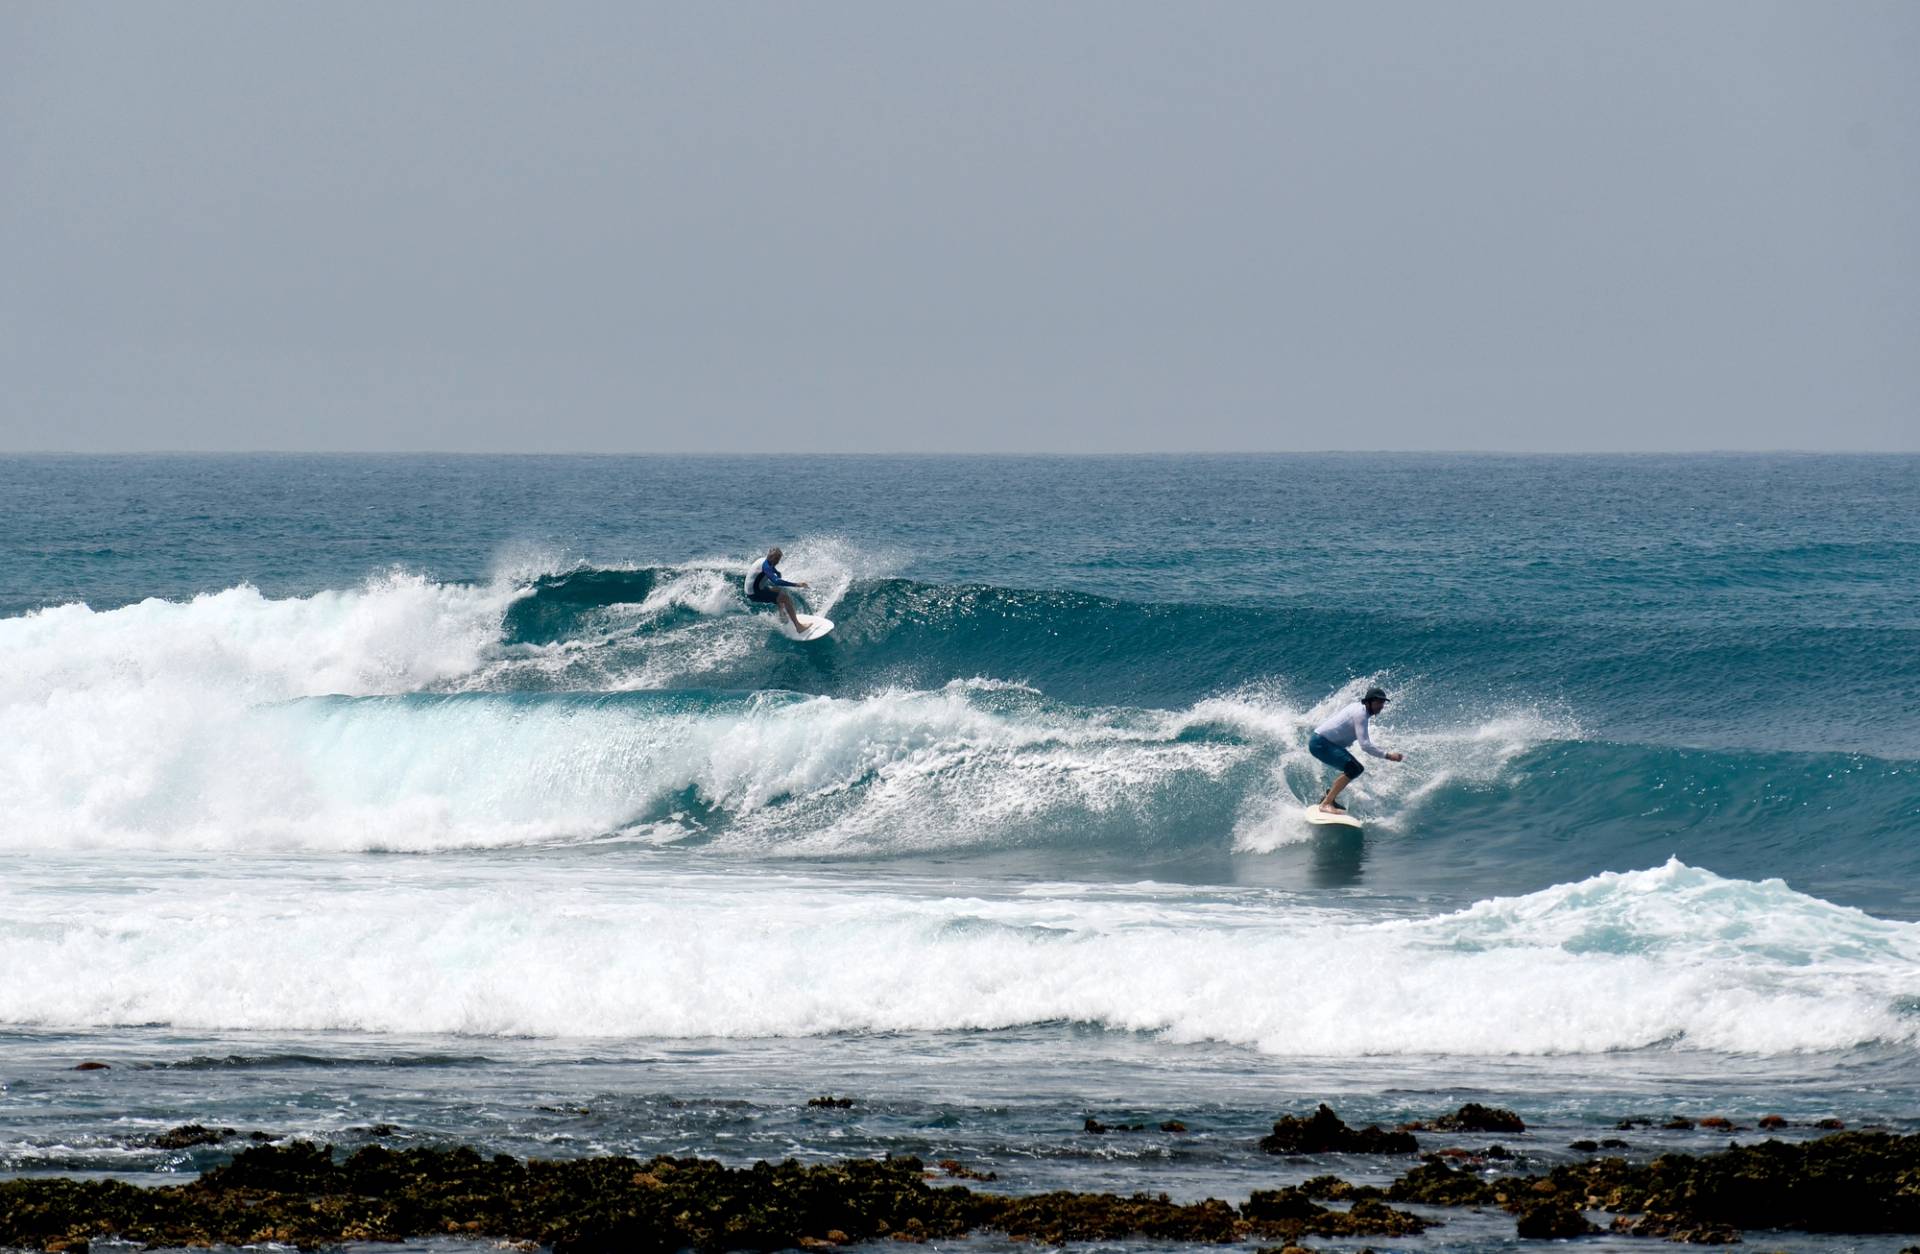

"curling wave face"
[3, 556, 1917, 914]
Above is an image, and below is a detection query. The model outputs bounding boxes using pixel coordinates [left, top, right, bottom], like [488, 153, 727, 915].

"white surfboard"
[1303, 806, 1362, 829]
[780, 614, 835, 642]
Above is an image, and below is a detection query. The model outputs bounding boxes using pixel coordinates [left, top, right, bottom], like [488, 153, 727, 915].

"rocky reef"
[0, 1142, 1429, 1253]
[1384, 1126, 1920, 1243]
[3, 1108, 1917, 1250]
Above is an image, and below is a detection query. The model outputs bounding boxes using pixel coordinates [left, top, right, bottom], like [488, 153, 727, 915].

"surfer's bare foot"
[1317, 801, 1345, 814]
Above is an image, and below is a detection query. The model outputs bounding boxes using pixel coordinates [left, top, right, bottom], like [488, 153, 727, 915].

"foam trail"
[1, 859, 1912, 1054]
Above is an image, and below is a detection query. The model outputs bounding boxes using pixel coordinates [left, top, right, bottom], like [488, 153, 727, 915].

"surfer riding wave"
[745, 547, 811, 633]
[1309, 686, 1404, 814]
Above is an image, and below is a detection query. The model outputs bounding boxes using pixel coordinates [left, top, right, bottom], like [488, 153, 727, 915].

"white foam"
[0, 571, 518, 707]
[2, 858, 1911, 1055]
[0, 573, 542, 850]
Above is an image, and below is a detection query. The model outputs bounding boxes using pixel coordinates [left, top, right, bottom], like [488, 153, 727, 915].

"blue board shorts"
[1308, 733, 1363, 779]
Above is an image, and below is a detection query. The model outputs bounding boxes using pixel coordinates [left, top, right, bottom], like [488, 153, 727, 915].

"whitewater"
[2, 453, 1917, 1249]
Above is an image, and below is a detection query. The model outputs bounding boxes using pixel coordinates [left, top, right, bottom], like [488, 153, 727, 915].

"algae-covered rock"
[1298, 1174, 1355, 1200]
[1515, 1200, 1599, 1238]
[1610, 1212, 1741, 1244]
[1385, 1129, 1920, 1240]
[1426, 1103, 1526, 1134]
[1241, 1188, 1429, 1239]
[987, 1191, 1240, 1244]
[1385, 1159, 1499, 1207]
[148, 1124, 237, 1149]
[1259, 1104, 1418, 1154]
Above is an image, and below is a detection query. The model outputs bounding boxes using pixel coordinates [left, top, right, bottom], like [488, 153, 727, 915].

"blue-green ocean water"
[2, 454, 1917, 1250]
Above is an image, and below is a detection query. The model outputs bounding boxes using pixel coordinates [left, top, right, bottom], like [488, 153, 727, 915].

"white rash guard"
[1312, 702, 1389, 759]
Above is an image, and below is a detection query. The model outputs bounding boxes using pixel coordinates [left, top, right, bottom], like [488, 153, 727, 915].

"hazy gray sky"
[3, 2, 1915, 452]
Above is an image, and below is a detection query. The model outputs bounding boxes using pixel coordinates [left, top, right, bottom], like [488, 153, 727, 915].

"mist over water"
[2, 455, 1917, 1234]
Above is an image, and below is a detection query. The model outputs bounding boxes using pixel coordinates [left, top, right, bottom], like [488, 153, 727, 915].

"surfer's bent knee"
[1307, 733, 1362, 778]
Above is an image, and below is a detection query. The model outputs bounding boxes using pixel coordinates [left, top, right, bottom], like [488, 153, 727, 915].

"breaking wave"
[1, 857, 1913, 1055]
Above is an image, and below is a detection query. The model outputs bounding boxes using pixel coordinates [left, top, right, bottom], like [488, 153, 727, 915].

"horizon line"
[4, 447, 1917, 458]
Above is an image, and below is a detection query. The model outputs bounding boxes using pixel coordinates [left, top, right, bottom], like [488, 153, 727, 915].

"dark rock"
[1427, 1102, 1525, 1134]
[1698, 1116, 1736, 1131]
[1757, 1115, 1788, 1130]
[1385, 1159, 1498, 1207]
[807, 1096, 855, 1108]
[1083, 1118, 1108, 1134]
[1241, 1188, 1324, 1223]
[1664, 1116, 1697, 1130]
[1259, 1105, 1418, 1155]
[1343, 1198, 1430, 1237]
[1610, 1212, 1742, 1243]
[1484, 1144, 1514, 1159]
[70, 1063, 109, 1072]
[1242, 1189, 1429, 1239]
[1570, 1140, 1600, 1152]
[1815, 1117, 1845, 1130]
[935, 1160, 996, 1182]
[990, 1191, 1240, 1244]
[1515, 1200, 1600, 1238]
[1600, 1138, 1629, 1150]
[1298, 1174, 1354, 1200]
[148, 1124, 236, 1150]
[1473, 1131, 1920, 1237]
[1159, 1120, 1187, 1133]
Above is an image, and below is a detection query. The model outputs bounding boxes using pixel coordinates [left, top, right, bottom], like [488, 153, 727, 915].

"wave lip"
[0, 675, 1570, 854]
[0, 570, 520, 706]
[1, 860, 1911, 1056]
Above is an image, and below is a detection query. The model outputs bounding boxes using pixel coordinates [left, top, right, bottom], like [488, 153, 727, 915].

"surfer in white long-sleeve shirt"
[1308, 686, 1404, 814]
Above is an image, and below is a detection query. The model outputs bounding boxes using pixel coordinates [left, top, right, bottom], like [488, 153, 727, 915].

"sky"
[2, 2, 1916, 453]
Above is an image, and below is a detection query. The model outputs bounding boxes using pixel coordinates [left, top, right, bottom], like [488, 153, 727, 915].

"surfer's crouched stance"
[1308, 686, 1403, 814]
[745, 546, 809, 631]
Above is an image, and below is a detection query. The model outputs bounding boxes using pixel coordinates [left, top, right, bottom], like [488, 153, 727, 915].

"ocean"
[2, 453, 1917, 1251]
